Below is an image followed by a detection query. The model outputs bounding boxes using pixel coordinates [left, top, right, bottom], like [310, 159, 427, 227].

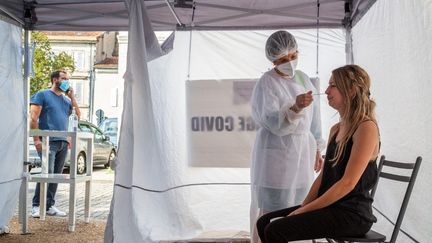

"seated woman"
[256, 64, 380, 242]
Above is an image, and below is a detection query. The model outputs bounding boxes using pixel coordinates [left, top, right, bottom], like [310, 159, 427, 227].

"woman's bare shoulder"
[353, 120, 379, 140]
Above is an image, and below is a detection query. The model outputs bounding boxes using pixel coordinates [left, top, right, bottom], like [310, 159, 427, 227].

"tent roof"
[0, 0, 376, 31]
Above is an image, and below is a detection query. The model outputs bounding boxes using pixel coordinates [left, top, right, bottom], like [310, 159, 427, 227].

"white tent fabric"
[1, 0, 431, 242]
[106, 0, 199, 242]
[352, 0, 432, 241]
[0, 0, 375, 31]
[107, 6, 345, 239]
[0, 21, 24, 231]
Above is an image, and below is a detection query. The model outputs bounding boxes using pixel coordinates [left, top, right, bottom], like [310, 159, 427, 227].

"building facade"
[45, 31, 101, 121]
[93, 31, 122, 125]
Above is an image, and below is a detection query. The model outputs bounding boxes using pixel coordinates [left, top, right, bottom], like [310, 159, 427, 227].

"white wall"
[91, 32, 126, 130]
[353, 0, 432, 241]
[93, 68, 121, 123]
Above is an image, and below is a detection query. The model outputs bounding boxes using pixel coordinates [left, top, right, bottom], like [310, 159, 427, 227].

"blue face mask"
[59, 80, 70, 92]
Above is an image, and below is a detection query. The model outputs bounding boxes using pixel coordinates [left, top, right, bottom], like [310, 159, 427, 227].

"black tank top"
[318, 127, 378, 223]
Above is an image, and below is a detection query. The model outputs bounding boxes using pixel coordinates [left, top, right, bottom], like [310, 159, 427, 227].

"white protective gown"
[250, 69, 324, 242]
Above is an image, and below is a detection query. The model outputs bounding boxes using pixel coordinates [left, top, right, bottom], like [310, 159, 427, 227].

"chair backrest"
[371, 155, 422, 243]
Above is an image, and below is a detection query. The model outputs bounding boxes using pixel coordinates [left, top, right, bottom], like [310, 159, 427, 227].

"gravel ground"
[1, 216, 106, 243]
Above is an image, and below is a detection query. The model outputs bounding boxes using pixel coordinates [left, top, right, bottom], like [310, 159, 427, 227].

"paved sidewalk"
[17, 166, 114, 221]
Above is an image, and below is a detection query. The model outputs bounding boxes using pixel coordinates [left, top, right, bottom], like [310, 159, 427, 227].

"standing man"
[31, 70, 81, 217]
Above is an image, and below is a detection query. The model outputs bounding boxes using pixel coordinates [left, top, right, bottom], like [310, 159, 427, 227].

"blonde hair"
[330, 65, 377, 164]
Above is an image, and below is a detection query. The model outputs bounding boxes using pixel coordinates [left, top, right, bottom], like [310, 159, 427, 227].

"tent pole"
[345, 26, 354, 64]
[315, 0, 320, 77]
[344, 1, 354, 64]
[187, 1, 196, 80]
[19, 28, 31, 234]
[164, 0, 184, 27]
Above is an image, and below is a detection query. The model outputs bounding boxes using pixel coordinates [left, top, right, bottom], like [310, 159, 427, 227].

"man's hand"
[30, 104, 42, 153]
[34, 139, 42, 153]
[66, 87, 81, 119]
[66, 87, 75, 100]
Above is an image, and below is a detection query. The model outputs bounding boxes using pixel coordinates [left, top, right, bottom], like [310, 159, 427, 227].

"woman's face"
[325, 75, 344, 111]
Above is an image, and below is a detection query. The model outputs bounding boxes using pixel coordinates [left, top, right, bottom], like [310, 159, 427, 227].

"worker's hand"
[314, 151, 324, 172]
[295, 91, 313, 109]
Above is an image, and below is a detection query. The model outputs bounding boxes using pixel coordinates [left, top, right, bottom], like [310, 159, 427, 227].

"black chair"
[327, 155, 422, 243]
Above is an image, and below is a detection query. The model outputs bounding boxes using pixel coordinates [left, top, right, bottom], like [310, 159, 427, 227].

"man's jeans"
[32, 140, 69, 209]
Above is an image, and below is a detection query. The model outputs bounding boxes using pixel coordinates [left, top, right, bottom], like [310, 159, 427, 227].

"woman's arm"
[301, 170, 323, 206]
[300, 124, 338, 206]
[289, 121, 379, 215]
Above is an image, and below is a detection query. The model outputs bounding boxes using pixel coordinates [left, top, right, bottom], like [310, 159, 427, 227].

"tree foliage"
[30, 32, 75, 96]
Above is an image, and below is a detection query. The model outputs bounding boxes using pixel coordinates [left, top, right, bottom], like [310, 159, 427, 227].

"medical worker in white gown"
[250, 30, 325, 243]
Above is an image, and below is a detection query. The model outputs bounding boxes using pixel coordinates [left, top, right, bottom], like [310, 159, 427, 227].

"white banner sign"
[187, 79, 258, 167]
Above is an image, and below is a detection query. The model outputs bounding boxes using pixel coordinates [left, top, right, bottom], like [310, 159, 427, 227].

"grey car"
[29, 121, 116, 174]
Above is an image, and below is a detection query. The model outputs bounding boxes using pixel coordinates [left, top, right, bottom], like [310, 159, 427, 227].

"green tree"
[30, 32, 75, 96]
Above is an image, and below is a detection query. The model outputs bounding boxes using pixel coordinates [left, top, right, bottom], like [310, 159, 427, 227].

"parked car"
[28, 137, 42, 168]
[29, 120, 116, 174]
[98, 117, 118, 147]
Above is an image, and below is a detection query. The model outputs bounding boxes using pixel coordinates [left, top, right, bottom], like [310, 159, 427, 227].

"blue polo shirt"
[31, 89, 71, 142]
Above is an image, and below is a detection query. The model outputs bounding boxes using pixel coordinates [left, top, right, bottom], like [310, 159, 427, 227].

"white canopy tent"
[0, 0, 373, 31]
[0, 0, 431, 242]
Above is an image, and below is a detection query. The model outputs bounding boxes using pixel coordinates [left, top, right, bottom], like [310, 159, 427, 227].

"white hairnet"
[265, 30, 298, 62]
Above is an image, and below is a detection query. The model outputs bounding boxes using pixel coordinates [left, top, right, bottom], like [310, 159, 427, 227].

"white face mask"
[276, 59, 298, 78]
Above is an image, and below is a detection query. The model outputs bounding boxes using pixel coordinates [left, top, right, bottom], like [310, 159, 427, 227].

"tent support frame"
[351, 0, 377, 27]
[165, 0, 184, 27]
[0, 6, 24, 26]
[19, 28, 31, 235]
[343, 1, 354, 64]
[194, 1, 340, 26]
[345, 26, 354, 64]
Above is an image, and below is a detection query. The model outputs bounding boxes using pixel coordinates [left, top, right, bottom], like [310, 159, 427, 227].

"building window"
[74, 81, 84, 105]
[73, 51, 85, 71]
